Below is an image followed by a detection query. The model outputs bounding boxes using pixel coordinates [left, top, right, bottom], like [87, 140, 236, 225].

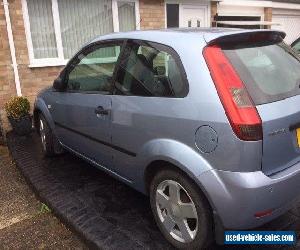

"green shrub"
[4, 96, 30, 119]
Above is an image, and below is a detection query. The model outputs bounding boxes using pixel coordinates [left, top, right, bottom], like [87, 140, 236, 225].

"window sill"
[28, 60, 68, 68]
[28, 56, 117, 68]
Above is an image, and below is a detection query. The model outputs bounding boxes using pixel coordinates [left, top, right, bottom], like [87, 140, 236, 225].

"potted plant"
[5, 96, 32, 136]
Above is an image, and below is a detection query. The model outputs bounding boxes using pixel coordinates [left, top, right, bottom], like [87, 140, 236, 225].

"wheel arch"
[144, 159, 214, 211]
[138, 139, 212, 194]
[33, 108, 41, 132]
[143, 159, 224, 242]
[33, 98, 56, 132]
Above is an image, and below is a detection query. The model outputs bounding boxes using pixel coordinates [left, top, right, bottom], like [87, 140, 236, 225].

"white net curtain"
[58, 0, 114, 59]
[27, 0, 58, 59]
[27, 0, 137, 60]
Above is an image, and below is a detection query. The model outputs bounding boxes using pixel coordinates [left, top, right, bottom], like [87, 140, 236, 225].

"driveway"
[0, 146, 87, 249]
[7, 132, 300, 249]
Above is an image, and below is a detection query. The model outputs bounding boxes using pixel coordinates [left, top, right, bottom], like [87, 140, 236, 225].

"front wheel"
[39, 115, 63, 156]
[150, 169, 213, 249]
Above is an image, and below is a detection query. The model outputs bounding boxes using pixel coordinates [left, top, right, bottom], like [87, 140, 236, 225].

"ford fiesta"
[33, 29, 300, 249]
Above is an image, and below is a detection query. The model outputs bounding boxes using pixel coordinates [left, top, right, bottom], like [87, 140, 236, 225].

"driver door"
[50, 41, 124, 169]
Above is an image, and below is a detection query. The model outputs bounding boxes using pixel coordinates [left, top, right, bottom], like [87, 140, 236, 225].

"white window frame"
[21, 0, 140, 68]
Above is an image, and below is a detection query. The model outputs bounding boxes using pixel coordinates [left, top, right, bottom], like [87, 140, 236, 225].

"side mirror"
[53, 77, 65, 91]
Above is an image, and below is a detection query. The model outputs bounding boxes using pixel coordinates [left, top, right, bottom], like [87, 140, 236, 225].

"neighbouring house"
[0, 0, 300, 135]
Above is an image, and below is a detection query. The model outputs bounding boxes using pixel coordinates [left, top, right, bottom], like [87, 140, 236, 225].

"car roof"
[90, 28, 284, 47]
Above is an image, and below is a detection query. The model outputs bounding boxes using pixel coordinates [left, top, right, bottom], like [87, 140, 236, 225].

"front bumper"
[198, 161, 300, 229]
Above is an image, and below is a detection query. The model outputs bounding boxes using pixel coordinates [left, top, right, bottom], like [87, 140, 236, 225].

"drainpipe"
[2, 0, 22, 96]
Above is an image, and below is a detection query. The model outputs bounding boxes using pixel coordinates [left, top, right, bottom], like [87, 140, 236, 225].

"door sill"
[60, 142, 133, 184]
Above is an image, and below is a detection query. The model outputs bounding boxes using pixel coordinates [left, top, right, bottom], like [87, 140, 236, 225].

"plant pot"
[8, 115, 32, 136]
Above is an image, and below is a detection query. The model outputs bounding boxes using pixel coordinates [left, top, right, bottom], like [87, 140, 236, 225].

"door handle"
[95, 106, 109, 115]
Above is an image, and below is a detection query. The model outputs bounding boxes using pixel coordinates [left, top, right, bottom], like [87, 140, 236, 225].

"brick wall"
[139, 0, 165, 30]
[264, 7, 273, 29]
[0, 1, 16, 132]
[211, 1, 218, 27]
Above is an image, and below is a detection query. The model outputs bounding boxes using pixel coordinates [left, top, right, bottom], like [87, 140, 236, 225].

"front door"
[180, 5, 208, 28]
[50, 41, 123, 169]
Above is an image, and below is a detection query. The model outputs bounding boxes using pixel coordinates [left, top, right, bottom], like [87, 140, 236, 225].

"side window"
[292, 39, 300, 54]
[115, 41, 188, 97]
[66, 43, 122, 93]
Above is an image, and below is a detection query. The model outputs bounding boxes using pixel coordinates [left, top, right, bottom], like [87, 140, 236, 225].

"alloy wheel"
[156, 180, 198, 243]
[39, 119, 46, 151]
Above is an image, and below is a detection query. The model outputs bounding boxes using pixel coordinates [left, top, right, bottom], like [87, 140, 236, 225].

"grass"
[39, 203, 52, 213]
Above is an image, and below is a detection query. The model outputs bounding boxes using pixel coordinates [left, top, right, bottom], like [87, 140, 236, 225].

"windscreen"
[222, 40, 300, 105]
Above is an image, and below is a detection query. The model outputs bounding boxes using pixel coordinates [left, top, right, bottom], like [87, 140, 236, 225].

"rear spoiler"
[204, 30, 286, 46]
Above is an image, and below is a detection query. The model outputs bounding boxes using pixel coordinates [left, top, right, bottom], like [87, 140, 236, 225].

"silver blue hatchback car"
[34, 28, 300, 249]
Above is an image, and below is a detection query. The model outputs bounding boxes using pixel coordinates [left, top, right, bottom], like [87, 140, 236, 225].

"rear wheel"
[39, 115, 63, 156]
[150, 169, 212, 249]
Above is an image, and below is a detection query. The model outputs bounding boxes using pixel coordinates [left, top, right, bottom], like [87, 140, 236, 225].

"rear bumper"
[198, 161, 300, 229]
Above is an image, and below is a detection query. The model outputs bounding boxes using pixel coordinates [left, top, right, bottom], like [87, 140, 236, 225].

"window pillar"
[139, 0, 165, 30]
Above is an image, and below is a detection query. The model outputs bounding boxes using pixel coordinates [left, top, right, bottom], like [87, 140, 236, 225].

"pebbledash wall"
[0, 0, 165, 133]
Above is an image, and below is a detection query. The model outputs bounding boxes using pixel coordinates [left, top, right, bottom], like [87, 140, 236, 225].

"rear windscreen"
[222, 41, 300, 105]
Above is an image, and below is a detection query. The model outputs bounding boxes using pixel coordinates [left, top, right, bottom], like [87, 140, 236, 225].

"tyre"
[38, 114, 63, 156]
[150, 168, 213, 249]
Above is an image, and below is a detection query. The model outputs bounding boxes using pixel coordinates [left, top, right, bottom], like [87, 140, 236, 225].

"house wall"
[0, 4, 15, 107]
[0, 1, 17, 132]
[139, 0, 165, 29]
[264, 7, 272, 28]
[211, 1, 218, 27]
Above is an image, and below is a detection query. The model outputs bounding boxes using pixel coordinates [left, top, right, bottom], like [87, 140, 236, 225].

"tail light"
[203, 45, 262, 141]
[254, 209, 273, 218]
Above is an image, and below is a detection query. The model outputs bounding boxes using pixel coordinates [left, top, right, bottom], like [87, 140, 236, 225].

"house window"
[27, 0, 58, 59]
[57, 0, 114, 59]
[23, 0, 140, 67]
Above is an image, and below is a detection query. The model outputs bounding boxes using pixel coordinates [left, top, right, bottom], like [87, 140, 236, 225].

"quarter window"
[66, 43, 122, 93]
[293, 39, 300, 54]
[115, 41, 188, 97]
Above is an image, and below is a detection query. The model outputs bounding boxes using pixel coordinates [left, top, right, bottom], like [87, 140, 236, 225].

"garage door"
[272, 9, 300, 44]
